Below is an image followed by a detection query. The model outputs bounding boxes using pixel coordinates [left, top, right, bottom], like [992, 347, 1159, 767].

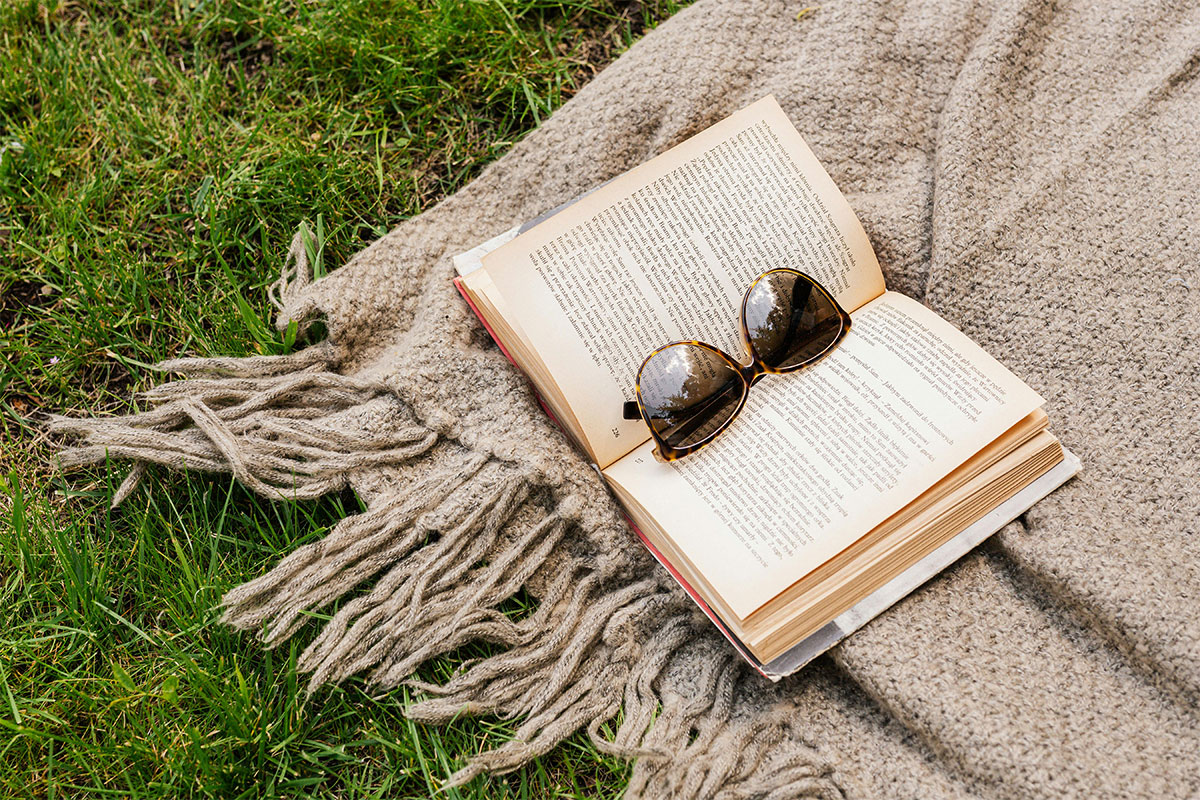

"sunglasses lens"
[638, 344, 746, 452]
[743, 270, 845, 369]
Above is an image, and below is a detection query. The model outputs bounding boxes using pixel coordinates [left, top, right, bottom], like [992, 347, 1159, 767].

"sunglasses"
[621, 269, 852, 461]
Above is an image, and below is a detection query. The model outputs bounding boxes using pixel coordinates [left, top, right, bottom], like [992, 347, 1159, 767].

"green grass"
[0, 0, 686, 796]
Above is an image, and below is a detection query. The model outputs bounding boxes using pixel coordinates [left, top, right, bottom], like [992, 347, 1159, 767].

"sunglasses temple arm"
[622, 401, 641, 420]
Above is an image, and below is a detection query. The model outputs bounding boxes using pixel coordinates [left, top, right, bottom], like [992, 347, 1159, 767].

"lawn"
[0, 1, 685, 796]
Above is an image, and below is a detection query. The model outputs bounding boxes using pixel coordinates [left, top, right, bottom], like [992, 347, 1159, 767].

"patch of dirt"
[75, 359, 135, 405]
[4, 392, 38, 418]
[160, 30, 276, 80]
[561, 0, 674, 83]
[0, 279, 51, 330]
[216, 32, 276, 77]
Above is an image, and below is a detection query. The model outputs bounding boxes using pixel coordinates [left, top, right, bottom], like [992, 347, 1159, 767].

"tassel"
[220, 452, 491, 641]
[298, 466, 534, 688]
[49, 351, 431, 506]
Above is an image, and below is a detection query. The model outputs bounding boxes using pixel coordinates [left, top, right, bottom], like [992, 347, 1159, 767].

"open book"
[455, 96, 1077, 676]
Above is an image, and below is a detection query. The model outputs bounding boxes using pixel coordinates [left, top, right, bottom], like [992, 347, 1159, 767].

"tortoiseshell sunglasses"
[621, 269, 851, 461]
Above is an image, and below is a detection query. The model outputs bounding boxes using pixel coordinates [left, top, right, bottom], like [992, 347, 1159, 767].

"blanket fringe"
[209, 436, 718, 788]
[414, 590, 834, 797]
[219, 452, 493, 642]
[628, 653, 841, 799]
[408, 580, 684, 787]
[48, 343, 434, 507]
[294, 465, 540, 688]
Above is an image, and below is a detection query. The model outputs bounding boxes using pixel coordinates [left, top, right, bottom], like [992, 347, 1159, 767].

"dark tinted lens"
[743, 270, 844, 369]
[637, 344, 746, 451]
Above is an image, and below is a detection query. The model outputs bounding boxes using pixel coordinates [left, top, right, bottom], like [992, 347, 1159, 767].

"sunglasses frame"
[631, 269, 852, 462]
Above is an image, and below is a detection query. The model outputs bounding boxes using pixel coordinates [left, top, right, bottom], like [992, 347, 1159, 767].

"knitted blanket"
[53, 0, 1200, 796]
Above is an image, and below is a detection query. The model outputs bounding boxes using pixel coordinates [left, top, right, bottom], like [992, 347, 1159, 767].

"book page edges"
[763, 448, 1080, 679]
[613, 429, 1066, 663]
[748, 437, 1063, 658]
[626, 448, 1080, 679]
[607, 407, 1050, 629]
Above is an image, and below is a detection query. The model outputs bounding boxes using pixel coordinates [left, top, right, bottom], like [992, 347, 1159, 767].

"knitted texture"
[53, 0, 1200, 796]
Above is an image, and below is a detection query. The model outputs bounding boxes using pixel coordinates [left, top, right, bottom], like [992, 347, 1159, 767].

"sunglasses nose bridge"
[742, 362, 766, 386]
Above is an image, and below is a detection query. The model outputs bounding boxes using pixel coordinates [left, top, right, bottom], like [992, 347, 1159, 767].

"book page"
[603, 292, 1045, 619]
[484, 96, 884, 468]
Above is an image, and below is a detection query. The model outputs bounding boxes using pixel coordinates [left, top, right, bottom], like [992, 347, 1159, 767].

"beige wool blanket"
[53, 0, 1200, 796]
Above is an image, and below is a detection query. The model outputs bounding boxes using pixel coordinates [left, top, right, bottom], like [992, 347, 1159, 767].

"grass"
[0, 0, 687, 796]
